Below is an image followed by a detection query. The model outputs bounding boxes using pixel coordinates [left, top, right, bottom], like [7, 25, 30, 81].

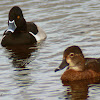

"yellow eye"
[17, 16, 20, 19]
[69, 53, 74, 57]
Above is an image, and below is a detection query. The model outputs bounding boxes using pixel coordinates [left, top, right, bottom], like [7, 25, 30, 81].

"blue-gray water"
[0, 0, 100, 100]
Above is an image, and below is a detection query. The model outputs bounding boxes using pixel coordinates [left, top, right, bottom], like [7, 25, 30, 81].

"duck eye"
[70, 53, 74, 57]
[17, 16, 20, 19]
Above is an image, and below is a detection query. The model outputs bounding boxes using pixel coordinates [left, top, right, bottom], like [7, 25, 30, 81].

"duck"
[55, 46, 100, 82]
[1, 6, 47, 47]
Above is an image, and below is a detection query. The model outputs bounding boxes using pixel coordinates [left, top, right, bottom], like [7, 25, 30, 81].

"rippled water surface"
[0, 0, 100, 100]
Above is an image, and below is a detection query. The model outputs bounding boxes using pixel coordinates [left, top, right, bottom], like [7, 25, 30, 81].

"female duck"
[55, 46, 100, 82]
[1, 6, 46, 46]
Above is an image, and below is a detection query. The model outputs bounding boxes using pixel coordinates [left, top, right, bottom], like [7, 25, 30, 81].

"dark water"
[0, 0, 100, 100]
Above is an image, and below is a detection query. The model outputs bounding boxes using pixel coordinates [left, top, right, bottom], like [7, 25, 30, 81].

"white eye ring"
[69, 53, 74, 57]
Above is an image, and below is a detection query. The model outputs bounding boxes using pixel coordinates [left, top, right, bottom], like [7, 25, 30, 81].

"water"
[0, 0, 100, 100]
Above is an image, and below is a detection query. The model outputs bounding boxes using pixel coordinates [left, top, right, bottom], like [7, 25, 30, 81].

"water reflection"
[3, 44, 38, 87]
[5, 44, 40, 100]
[62, 78, 100, 100]
[5, 44, 38, 68]
[14, 69, 33, 87]
[13, 66, 35, 99]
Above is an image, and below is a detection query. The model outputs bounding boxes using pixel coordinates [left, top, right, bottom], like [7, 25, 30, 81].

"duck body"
[55, 46, 100, 82]
[61, 59, 100, 82]
[1, 6, 46, 47]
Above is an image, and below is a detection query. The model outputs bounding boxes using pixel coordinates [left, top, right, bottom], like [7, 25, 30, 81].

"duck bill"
[7, 20, 16, 33]
[55, 59, 69, 72]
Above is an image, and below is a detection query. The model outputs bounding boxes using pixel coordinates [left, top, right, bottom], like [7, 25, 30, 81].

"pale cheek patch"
[67, 58, 74, 66]
[66, 58, 71, 64]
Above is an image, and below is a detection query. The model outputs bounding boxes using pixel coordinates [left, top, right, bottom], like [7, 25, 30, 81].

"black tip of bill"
[55, 68, 60, 72]
[54, 59, 69, 72]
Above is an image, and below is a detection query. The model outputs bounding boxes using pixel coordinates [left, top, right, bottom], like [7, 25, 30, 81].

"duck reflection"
[5, 44, 38, 68]
[63, 78, 100, 100]
[4, 44, 39, 88]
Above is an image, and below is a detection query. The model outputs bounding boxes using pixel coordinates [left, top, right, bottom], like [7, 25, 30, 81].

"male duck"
[55, 46, 100, 82]
[1, 6, 46, 46]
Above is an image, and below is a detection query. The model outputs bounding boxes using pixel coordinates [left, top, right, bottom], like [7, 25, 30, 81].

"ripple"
[0, 0, 100, 100]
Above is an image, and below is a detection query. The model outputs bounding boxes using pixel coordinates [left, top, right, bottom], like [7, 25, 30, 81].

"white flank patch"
[29, 25, 47, 42]
[29, 32, 40, 41]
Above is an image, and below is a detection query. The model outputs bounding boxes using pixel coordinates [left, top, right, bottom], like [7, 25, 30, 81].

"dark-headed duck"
[1, 6, 47, 46]
[55, 46, 100, 82]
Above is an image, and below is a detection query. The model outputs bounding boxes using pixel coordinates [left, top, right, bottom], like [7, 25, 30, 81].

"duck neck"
[20, 21, 27, 31]
[69, 60, 85, 71]
[20, 23, 27, 31]
[15, 18, 27, 33]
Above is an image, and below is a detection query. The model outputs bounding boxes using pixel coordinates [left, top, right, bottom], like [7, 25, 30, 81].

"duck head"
[55, 46, 85, 72]
[6, 6, 26, 33]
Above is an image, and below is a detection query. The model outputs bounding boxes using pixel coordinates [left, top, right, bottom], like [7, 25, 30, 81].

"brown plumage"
[55, 46, 100, 82]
